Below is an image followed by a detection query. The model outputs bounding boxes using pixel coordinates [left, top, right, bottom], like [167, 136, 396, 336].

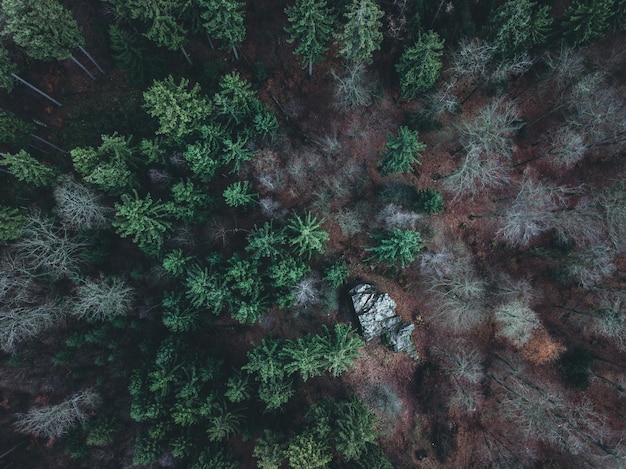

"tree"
[494, 300, 542, 348]
[143, 76, 212, 139]
[253, 430, 285, 469]
[284, 432, 332, 469]
[488, 0, 552, 58]
[168, 179, 214, 222]
[561, 0, 614, 48]
[112, 190, 173, 253]
[223, 181, 257, 208]
[70, 276, 135, 322]
[378, 126, 426, 176]
[336, 0, 384, 64]
[245, 222, 287, 260]
[281, 335, 326, 381]
[1, 0, 84, 61]
[286, 212, 329, 259]
[331, 62, 377, 109]
[0, 108, 35, 146]
[185, 264, 230, 315]
[221, 136, 253, 172]
[53, 176, 113, 230]
[124, 0, 190, 51]
[213, 72, 259, 126]
[334, 398, 378, 460]
[284, 0, 336, 76]
[317, 324, 364, 377]
[395, 31, 444, 100]
[197, 0, 246, 60]
[0, 47, 17, 91]
[366, 228, 423, 269]
[13, 391, 100, 439]
[0, 206, 24, 243]
[0, 149, 55, 187]
[225, 370, 250, 403]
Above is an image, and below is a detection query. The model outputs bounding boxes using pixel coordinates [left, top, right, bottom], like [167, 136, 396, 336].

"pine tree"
[334, 398, 379, 461]
[318, 324, 364, 377]
[336, 0, 384, 64]
[285, 0, 336, 76]
[1, 0, 84, 61]
[395, 31, 444, 100]
[286, 212, 329, 259]
[0, 149, 55, 187]
[197, 0, 246, 60]
[281, 335, 326, 381]
[143, 76, 212, 139]
[378, 126, 426, 176]
[0, 206, 24, 243]
[561, 0, 614, 48]
[366, 228, 423, 269]
[0, 47, 17, 91]
[223, 181, 257, 208]
[113, 190, 173, 253]
[124, 0, 191, 50]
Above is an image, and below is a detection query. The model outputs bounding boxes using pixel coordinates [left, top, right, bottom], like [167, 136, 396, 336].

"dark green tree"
[395, 31, 444, 100]
[488, 0, 552, 58]
[378, 126, 426, 176]
[197, 0, 246, 60]
[284, 0, 336, 76]
[0, 149, 55, 187]
[0, 206, 24, 243]
[214, 72, 259, 126]
[0, 108, 34, 146]
[334, 398, 378, 460]
[143, 76, 212, 139]
[281, 335, 326, 381]
[286, 212, 329, 259]
[284, 432, 332, 469]
[318, 324, 364, 377]
[112, 190, 173, 253]
[246, 222, 287, 260]
[223, 181, 257, 208]
[124, 0, 190, 51]
[366, 228, 423, 269]
[561, 0, 614, 47]
[0, 47, 17, 91]
[1, 0, 84, 61]
[336, 0, 384, 64]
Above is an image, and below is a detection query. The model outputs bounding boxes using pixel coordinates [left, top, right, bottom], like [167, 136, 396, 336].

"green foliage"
[225, 370, 250, 403]
[337, 0, 384, 64]
[0, 47, 17, 91]
[1, 0, 84, 60]
[221, 136, 253, 172]
[113, 190, 173, 253]
[143, 76, 212, 139]
[378, 126, 426, 176]
[253, 430, 285, 469]
[0, 149, 55, 187]
[191, 447, 238, 469]
[243, 338, 287, 383]
[0, 108, 35, 146]
[206, 402, 242, 441]
[168, 179, 213, 222]
[124, 0, 189, 50]
[161, 292, 199, 332]
[560, 347, 594, 389]
[367, 228, 423, 269]
[323, 258, 349, 288]
[318, 324, 364, 377]
[246, 222, 287, 260]
[185, 264, 230, 315]
[286, 212, 329, 259]
[197, 0, 246, 56]
[108, 25, 165, 85]
[223, 181, 257, 208]
[85, 416, 117, 446]
[395, 31, 444, 100]
[488, 0, 552, 58]
[282, 335, 326, 381]
[415, 188, 444, 214]
[0, 206, 24, 243]
[258, 377, 296, 412]
[70, 134, 136, 195]
[183, 140, 222, 182]
[334, 398, 378, 460]
[284, 432, 332, 469]
[285, 0, 336, 75]
[214, 72, 260, 126]
[561, 0, 614, 47]
[132, 431, 161, 465]
[162, 249, 192, 278]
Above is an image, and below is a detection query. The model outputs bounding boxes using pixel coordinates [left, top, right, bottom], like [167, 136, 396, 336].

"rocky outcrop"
[350, 284, 418, 359]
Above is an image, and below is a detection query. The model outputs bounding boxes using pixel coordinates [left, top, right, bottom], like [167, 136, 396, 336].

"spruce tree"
[285, 0, 336, 76]
[395, 31, 444, 100]
[336, 0, 384, 64]
[197, 0, 246, 59]
[0, 149, 55, 187]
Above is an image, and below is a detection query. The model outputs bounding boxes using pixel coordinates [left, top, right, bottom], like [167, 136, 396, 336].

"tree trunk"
[232, 46, 239, 61]
[308, 58, 313, 77]
[180, 46, 193, 66]
[11, 74, 62, 107]
[30, 134, 67, 153]
[69, 55, 95, 80]
[77, 45, 104, 74]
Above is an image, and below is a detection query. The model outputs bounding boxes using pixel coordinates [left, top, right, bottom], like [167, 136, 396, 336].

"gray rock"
[350, 284, 418, 359]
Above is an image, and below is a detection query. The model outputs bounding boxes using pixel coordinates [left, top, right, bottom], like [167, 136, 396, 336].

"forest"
[0, 0, 625, 468]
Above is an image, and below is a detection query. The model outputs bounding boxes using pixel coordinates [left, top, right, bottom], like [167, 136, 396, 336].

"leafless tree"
[494, 299, 542, 348]
[53, 176, 113, 230]
[70, 276, 135, 321]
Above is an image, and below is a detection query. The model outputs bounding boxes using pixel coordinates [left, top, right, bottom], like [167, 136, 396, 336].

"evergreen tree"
[1, 0, 84, 61]
[0, 149, 55, 187]
[366, 228, 423, 269]
[561, 0, 614, 47]
[336, 0, 384, 64]
[395, 31, 444, 100]
[488, 0, 552, 58]
[334, 398, 378, 460]
[286, 212, 329, 259]
[378, 126, 426, 176]
[223, 181, 257, 208]
[318, 324, 364, 377]
[197, 0, 246, 60]
[0, 47, 17, 91]
[246, 222, 287, 260]
[285, 0, 336, 76]
[284, 432, 332, 469]
[282, 335, 326, 381]
[144, 76, 212, 139]
[0, 108, 34, 145]
[113, 190, 173, 253]
[0, 206, 24, 243]
[214, 72, 259, 126]
[124, 0, 191, 50]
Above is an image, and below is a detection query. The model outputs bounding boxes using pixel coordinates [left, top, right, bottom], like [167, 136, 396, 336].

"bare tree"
[53, 176, 113, 230]
[546, 125, 588, 169]
[70, 276, 135, 321]
[494, 299, 542, 348]
[13, 391, 100, 439]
